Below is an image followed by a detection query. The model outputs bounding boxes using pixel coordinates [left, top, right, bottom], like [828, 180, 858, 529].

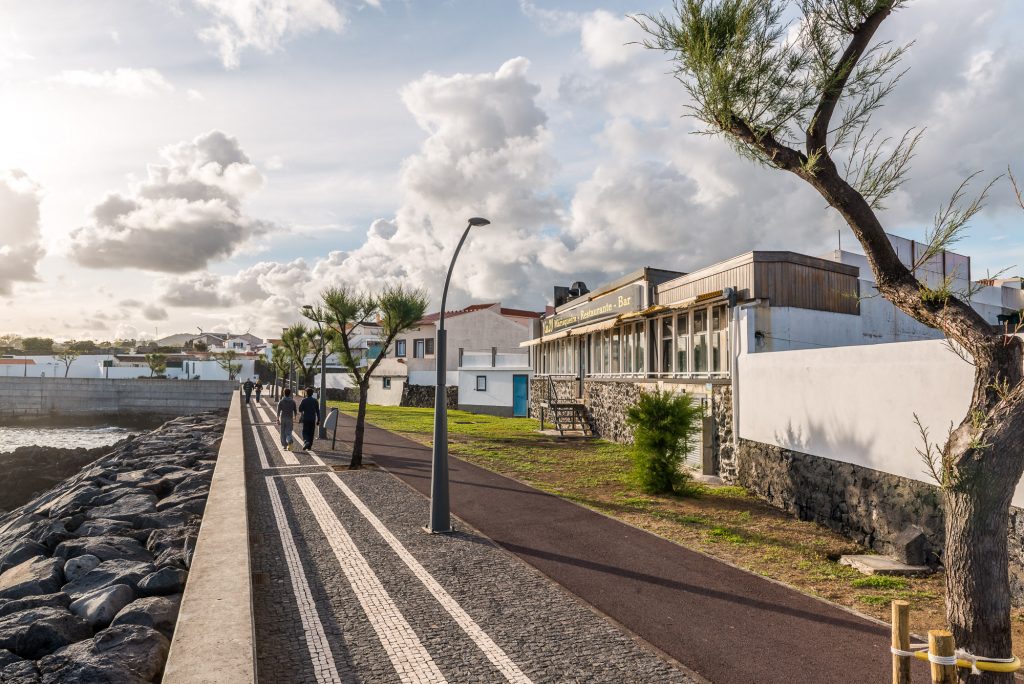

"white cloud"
[518, 1, 582, 35]
[50, 68, 175, 97]
[69, 130, 274, 272]
[186, 88, 205, 101]
[194, 0, 345, 69]
[0, 170, 46, 296]
[580, 10, 643, 70]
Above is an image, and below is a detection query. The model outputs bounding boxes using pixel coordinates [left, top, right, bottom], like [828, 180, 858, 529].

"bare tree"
[55, 343, 80, 378]
[639, 1, 1021, 675]
[321, 285, 428, 468]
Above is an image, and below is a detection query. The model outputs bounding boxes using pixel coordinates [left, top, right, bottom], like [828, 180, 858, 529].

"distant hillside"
[155, 333, 194, 348]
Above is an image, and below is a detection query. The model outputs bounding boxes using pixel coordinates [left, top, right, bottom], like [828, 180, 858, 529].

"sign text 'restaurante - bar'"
[542, 285, 643, 334]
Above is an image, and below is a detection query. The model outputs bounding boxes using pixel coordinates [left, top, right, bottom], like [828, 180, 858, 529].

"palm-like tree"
[321, 284, 428, 468]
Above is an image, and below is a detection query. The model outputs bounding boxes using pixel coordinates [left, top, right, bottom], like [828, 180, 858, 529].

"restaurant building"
[522, 234, 1006, 479]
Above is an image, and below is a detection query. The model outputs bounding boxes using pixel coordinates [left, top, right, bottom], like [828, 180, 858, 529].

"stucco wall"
[0, 376, 235, 419]
[457, 369, 529, 411]
[732, 339, 1024, 501]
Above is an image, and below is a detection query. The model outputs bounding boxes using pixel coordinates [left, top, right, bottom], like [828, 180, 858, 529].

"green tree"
[269, 343, 291, 399]
[0, 334, 23, 350]
[321, 285, 428, 468]
[70, 340, 97, 353]
[281, 323, 324, 389]
[55, 343, 80, 378]
[214, 350, 242, 381]
[145, 353, 167, 378]
[626, 391, 703, 495]
[21, 337, 54, 354]
[639, 0, 1019, 671]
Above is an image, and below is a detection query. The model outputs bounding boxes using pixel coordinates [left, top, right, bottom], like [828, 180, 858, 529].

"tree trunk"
[944, 480, 1016, 683]
[350, 381, 369, 469]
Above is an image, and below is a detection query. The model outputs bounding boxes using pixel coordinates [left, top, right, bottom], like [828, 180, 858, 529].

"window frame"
[475, 375, 487, 391]
[395, 339, 407, 357]
[413, 339, 425, 358]
[382, 376, 392, 389]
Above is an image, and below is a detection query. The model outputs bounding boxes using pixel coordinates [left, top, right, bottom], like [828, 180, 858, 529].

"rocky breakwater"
[0, 412, 225, 683]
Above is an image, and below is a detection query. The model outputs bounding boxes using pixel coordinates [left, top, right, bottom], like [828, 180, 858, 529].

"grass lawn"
[331, 401, 1024, 656]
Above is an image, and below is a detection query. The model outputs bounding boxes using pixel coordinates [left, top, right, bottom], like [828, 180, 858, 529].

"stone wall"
[582, 380, 646, 444]
[735, 439, 943, 559]
[0, 377, 235, 421]
[736, 437, 1024, 602]
[400, 384, 458, 409]
[711, 386, 735, 481]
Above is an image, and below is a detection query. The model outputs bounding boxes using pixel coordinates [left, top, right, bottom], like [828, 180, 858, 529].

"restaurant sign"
[542, 285, 643, 334]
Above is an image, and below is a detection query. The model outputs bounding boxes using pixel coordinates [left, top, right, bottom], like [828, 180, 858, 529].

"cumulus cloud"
[69, 130, 274, 272]
[142, 304, 168, 321]
[518, 0, 582, 35]
[193, 0, 345, 69]
[0, 170, 45, 296]
[50, 68, 174, 97]
[580, 10, 643, 69]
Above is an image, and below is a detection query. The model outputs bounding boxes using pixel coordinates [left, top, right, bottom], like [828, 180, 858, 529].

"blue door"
[513, 374, 528, 417]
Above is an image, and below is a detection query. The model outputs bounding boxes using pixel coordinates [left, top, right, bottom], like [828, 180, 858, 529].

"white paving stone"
[326, 472, 534, 684]
[295, 476, 448, 684]
[265, 477, 343, 684]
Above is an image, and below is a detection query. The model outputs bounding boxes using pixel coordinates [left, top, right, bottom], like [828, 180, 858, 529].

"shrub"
[625, 390, 703, 495]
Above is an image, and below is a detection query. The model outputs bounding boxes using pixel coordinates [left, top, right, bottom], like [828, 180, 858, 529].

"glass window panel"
[676, 313, 689, 374]
[623, 326, 633, 373]
[611, 329, 620, 373]
[636, 322, 645, 374]
[661, 316, 673, 374]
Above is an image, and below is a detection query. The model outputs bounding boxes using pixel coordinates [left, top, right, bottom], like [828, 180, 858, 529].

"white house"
[457, 350, 532, 417]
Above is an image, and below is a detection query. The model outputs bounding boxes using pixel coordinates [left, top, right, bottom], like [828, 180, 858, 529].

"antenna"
[837, 229, 841, 253]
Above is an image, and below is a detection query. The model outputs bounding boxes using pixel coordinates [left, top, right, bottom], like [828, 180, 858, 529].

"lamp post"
[427, 217, 490, 534]
[303, 305, 329, 440]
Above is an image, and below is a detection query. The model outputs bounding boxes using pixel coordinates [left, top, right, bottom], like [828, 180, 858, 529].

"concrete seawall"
[164, 392, 255, 683]
[0, 377, 234, 419]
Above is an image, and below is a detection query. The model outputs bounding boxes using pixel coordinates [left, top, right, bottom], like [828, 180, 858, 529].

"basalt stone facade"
[400, 384, 458, 409]
[711, 385, 735, 481]
[582, 380, 647, 445]
[735, 439, 944, 558]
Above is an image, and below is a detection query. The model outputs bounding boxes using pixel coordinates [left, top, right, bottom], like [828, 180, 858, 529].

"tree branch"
[806, 3, 895, 155]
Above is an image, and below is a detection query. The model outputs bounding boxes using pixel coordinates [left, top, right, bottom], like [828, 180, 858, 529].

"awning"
[617, 304, 668, 322]
[519, 329, 572, 347]
[569, 318, 620, 336]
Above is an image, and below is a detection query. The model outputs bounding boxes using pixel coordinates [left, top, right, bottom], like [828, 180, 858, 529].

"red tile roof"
[417, 303, 541, 325]
[0, 359, 34, 365]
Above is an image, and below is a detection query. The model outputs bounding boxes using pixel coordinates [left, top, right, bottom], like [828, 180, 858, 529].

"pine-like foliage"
[626, 391, 703, 495]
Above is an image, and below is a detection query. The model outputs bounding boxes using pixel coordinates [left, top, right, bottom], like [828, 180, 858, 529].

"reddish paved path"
[329, 414, 927, 684]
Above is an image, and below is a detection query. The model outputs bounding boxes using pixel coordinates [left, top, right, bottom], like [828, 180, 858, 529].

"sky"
[1, 0, 1023, 341]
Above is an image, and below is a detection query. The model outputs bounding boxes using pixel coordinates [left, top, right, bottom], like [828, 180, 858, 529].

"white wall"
[737, 339, 1024, 507]
[367, 376, 404, 406]
[408, 370, 459, 386]
[457, 370, 523, 408]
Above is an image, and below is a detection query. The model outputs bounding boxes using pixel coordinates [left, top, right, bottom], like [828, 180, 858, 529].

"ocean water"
[0, 425, 134, 454]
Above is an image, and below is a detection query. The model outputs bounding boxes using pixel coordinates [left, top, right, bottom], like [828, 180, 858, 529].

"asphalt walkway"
[324, 412, 929, 684]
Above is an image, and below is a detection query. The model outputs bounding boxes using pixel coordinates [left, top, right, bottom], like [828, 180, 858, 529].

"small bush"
[625, 390, 703, 495]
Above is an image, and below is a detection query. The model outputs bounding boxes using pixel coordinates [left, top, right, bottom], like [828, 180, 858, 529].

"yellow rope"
[909, 651, 1021, 673]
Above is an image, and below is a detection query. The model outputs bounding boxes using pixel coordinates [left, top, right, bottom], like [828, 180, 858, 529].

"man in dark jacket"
[298, 388, 321, 450]
[242, 378, 254, 405]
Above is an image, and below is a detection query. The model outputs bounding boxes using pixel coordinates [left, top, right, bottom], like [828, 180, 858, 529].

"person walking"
[298, 388, 321, 451]
[277, 388, 298, 451]
[243, 378, 254, 405]
[254, 379, 263, 404]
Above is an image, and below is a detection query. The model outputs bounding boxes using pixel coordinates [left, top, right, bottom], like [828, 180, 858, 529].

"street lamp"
[427, 216, 490, 534]
[303, 304, 329, 440]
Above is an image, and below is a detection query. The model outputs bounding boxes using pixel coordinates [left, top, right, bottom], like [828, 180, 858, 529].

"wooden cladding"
[657, 251, 860, 315]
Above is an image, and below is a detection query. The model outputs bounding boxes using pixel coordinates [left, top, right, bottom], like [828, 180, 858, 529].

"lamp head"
[467, 217, 490, 227]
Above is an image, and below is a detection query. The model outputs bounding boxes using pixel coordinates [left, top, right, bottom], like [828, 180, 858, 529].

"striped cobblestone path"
[244, 398, 697, 684]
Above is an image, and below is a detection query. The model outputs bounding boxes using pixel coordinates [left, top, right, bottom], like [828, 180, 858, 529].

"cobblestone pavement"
[246, 398, 698, 684]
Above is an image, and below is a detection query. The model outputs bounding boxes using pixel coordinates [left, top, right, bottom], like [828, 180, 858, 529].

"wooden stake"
[892, 600, 911, 684]
[929, 630, 956, 684]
